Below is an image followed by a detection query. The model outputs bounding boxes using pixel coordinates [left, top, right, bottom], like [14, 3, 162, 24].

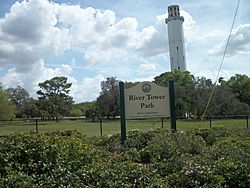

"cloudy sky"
[0, 0, 249, 102]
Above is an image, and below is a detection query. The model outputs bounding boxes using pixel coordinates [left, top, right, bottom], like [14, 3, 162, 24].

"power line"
[201, 0, 241, 121]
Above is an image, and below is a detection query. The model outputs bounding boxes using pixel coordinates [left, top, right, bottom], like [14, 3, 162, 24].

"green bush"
[0, 132, 93, 187]
[124, 130, 154, 150]
[0, 128, 249, 187]
[211, 159, 250, 187]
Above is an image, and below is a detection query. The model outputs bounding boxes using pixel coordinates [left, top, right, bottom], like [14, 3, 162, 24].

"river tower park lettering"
[128, 94, 166, 109]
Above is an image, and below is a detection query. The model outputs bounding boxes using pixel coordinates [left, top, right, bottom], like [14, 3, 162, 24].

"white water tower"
[165, 5, 187, 71]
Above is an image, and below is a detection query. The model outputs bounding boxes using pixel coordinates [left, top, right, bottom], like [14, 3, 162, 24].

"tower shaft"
[165, 5, 187, 71]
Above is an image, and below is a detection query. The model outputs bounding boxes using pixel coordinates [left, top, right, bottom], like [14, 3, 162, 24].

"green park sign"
[119, 80, 176, 144]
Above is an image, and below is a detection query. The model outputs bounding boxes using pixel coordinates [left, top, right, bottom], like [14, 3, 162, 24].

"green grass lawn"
[0, 118, 248, 136]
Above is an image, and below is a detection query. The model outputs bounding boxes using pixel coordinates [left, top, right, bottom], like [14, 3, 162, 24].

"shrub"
[0, 128, 249, 187]
[211, 159, 250, 187]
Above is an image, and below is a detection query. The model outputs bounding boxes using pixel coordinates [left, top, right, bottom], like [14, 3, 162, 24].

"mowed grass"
[0, 118, 248, 136]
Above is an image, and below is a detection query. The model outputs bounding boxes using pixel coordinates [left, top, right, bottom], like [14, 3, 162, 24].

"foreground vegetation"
[0, 127, 249, 187]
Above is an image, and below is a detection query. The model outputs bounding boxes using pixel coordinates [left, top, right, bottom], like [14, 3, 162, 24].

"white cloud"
[0, 60, 74, 98]
[0, 41, 15, 58]
[136, 14, 168, 58]
[0, 0, 199, 102]
[1, 68, 23, 87]
[55, 2, 197, 63]
[84, 46, 128, 65]
[139, 63, 156, 72]
[199, 29, 226, 42]
[0, 0, 71, 70]
[181, 9, 199, 43]
[0, 0, 198, 69]
[208, 24, 250, 56]
[105, 17, 138, 48]
[54, 64, 73, 75]
[126, 76, 155, 83]
[70, 74, 105, 102]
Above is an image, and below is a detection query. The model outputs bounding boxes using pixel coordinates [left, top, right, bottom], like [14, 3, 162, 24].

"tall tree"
[6, 86, 29, 108]
[154, 71, 196, 117]
[97, 77, 119, 119]
[225, 74, 250, 106]
[85, 104, 100, 122]
[37, 77, 73, 121]
[193, 77, 213, 116]
[6, 86, 30, 118]
[0, 90, 15, 120]
[208, 85, 250, 116]
[22, 98, 40, 118]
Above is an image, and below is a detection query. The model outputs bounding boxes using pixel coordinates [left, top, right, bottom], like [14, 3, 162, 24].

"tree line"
[0, 77, 73, 121]
[0, 71, 250, 121]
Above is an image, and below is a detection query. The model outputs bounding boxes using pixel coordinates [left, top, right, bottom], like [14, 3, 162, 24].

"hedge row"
[0, 128, 249, 187]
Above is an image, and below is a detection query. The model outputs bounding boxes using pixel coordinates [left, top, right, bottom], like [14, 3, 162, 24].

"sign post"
[119, 82, 126, 144]
[169, 80, 176, 131]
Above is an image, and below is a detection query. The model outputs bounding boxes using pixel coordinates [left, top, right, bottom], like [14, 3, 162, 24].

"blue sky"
[0, 0, 249, 102]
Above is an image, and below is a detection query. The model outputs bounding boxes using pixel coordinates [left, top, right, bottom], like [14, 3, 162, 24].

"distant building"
[165, 5, 187, 71]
